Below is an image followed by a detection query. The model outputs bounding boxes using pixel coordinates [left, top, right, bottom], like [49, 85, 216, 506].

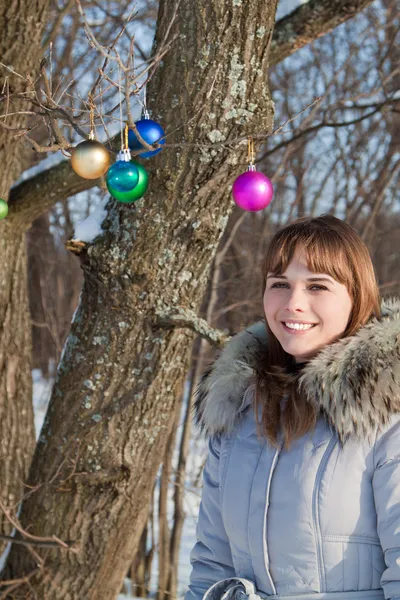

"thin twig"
[0, 534, 73, 549]
[0, 569, 40, 600]
[0, 498, 77, 552]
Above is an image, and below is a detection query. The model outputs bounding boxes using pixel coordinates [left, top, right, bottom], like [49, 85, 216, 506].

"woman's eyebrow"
[307, 277, 334, 283]
[266, 274, 334, 283]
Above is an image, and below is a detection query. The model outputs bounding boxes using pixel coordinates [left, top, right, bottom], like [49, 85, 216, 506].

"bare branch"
[0, 569, 39, 599]
[259, 100, 395, 161]
[0, 498, 77, 552]
[42, 0, 76, 48]
[0, 534, 74, 550]
[154, 306, 230, 348]
[0, 62, 26, 80]
[269, 0, 376, 67]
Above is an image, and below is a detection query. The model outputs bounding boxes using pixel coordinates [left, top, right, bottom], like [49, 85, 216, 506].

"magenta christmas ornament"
[232, 165, 273, 212]
[232, 139, 273, 211]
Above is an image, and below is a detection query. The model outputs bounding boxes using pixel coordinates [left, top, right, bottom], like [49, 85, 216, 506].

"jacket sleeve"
[372, 417, 400, 600]
[184, 435, 236, 600]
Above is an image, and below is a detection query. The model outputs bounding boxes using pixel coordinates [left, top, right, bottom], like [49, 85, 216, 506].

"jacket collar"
[194, 298, 400, 442]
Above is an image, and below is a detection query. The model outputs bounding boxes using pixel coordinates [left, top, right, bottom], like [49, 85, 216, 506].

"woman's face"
[263, 247, 353, 363]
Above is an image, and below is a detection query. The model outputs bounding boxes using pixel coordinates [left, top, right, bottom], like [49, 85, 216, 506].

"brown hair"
[254, 214, 381, 449]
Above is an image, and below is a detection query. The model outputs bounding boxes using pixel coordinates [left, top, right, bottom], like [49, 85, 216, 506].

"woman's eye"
[308, 285, 328, 291]
[271, 283, 288, 288]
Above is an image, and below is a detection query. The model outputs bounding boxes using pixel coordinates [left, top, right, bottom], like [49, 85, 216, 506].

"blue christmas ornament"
[106, 149, 139, 193]
[128, 113, 165, 159]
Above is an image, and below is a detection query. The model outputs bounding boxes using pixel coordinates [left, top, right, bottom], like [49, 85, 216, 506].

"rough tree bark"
[1, 0, 376, 597]
[0, 0, 50, 547]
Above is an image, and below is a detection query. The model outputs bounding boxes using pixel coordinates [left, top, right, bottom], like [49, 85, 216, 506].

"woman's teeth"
[284, 322, 314, 331]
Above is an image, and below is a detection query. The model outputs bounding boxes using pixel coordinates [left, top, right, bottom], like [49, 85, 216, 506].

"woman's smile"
[281, 321, 318, 334]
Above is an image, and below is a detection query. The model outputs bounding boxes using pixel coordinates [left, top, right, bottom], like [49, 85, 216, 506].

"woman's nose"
[284, 288, 307, 312]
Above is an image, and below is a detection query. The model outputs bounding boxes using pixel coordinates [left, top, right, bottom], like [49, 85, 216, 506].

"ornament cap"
[117, 148, 132, 162]
[248, 163, 256, 172]
[143, 109, 150, 120]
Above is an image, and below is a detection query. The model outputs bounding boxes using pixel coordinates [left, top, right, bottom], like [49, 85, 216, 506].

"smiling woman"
[186, 214, 400, 600]
[257, 214, 381, 445]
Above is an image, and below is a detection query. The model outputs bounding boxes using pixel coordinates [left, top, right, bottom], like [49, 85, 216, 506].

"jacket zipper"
[262, 441, 283, 595]
[312, 436, 337, 593]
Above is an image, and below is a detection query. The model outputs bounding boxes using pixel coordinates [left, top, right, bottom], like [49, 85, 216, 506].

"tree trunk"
[4, 0, 277, 596]
[28, 213, 59, 376]
[157, 406, 179, 600]
[130, 524, 146, 596]
[130, 480, 155, 597]
[0, 0, 50, 553]
[0, 227, 36, 539]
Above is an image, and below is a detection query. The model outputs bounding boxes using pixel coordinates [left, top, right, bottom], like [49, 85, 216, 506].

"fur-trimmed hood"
[195, 298, 400, 442]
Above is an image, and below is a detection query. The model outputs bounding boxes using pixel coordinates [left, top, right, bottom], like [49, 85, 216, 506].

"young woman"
[185, 215, 400, 600]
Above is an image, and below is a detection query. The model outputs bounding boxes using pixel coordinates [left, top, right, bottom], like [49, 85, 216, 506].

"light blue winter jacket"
[185, 299, 400, 600]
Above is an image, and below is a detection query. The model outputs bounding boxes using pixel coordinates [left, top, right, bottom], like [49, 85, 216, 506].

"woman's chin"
[279, 339, 321, 361]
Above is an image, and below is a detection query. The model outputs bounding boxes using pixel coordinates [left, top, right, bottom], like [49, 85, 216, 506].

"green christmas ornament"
[108, 161, 149, 203]
[0, 198, 8, 220]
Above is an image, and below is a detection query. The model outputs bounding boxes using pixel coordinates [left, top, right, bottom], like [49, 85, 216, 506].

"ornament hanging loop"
[117, 123, 132, 161]
[124, 123, 129, 150]
[143, 85, 150, 119]
[88, 93, 95, 141]
[247, 137, 256, 171]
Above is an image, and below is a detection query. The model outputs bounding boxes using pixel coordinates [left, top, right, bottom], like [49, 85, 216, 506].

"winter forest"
[0, 0, 399, 598]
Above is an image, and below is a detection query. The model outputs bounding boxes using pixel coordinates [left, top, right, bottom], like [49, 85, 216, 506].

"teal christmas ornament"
[128, 111, 165, 159]
[106, 149, 139, 195]
[108, 162, 149, 203]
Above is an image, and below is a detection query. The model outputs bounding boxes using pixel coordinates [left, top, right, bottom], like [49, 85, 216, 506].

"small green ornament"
[0, 198, 8, 220]
[108, 161, 149, 203]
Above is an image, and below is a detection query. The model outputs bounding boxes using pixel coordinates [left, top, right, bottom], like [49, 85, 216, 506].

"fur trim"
[194, 298, 400, 442]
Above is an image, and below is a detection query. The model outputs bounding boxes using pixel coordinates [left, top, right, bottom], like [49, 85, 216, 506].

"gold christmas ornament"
[71, 139, 110, 180]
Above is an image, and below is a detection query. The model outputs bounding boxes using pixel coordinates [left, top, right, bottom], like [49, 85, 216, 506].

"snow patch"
[32, 368, 54, 438]
[73, 197, 108, 242]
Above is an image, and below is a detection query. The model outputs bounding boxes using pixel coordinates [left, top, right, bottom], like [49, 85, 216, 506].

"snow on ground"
[31, 370, 206, 599]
